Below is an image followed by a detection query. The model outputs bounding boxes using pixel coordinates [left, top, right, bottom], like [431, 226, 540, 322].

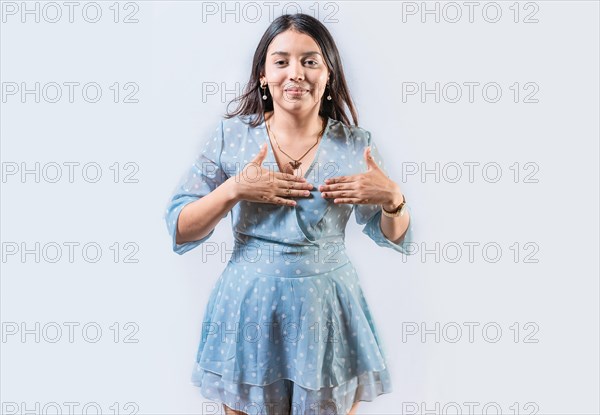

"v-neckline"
[262, 116, 332, 180]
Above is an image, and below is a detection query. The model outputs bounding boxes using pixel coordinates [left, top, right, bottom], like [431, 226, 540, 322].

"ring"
[286, 188, 291, 195]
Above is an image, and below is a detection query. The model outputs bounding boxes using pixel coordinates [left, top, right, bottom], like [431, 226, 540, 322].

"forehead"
[266, 30, 321, 55]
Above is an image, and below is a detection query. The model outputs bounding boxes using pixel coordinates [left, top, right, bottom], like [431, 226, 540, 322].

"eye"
[305, 60, 318, 66]
[274, 60, 286, 65]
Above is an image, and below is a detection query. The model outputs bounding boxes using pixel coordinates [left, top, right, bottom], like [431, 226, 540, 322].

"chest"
[267, 135, 322, 177]
[221, 127, 363, 184]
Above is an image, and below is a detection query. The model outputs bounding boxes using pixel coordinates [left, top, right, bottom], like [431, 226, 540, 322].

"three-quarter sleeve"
[353, 131, 415, 255]
[164, 120, 228, 255]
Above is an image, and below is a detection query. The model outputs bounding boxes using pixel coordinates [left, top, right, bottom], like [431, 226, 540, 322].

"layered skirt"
[191, 238, 393, 414]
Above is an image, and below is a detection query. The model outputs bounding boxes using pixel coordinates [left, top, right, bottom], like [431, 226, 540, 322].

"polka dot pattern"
[164, 114, 414, 256]
[163, 114, 415, 412]
[190, 260, 393, 413]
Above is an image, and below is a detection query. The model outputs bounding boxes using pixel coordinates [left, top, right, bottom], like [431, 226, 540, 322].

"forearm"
[176, 177, 239, 245]
[379, 190, 410, 244]
[380, 210, 410, 244]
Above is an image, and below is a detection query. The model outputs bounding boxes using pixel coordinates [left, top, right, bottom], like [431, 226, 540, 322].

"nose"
[289, 59, 304, 81]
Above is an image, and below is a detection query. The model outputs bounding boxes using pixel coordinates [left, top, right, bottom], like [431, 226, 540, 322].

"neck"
[265, 109, 325, 140]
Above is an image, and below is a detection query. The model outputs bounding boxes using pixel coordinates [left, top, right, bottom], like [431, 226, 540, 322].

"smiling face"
[261, 29, 330, 115]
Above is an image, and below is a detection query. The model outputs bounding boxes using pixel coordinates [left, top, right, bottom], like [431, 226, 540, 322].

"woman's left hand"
[319, 146, 403, 211]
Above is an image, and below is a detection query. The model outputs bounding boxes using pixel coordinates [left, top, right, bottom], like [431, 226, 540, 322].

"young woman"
[165, 13, 414, 415]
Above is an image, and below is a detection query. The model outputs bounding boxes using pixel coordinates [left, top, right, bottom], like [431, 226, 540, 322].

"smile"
[285, 89, 309, 96]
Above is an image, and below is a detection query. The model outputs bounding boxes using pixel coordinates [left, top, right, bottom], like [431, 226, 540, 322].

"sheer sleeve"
[353, 131, 415, 255]
[164, 120, 228, 255]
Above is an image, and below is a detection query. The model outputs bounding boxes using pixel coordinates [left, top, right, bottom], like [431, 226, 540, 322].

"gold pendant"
[289, 160, 302, 169]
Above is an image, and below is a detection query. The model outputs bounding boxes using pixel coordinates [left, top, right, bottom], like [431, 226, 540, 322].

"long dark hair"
[223, 13, 359, 128]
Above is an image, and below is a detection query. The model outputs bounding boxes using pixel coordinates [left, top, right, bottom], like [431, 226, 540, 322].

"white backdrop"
[1, 1, 598, 414]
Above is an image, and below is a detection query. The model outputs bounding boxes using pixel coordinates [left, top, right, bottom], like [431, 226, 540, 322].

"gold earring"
[260, 81, 267, 100]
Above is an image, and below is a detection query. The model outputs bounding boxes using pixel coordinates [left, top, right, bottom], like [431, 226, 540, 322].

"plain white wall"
[1, 1, 598, 414]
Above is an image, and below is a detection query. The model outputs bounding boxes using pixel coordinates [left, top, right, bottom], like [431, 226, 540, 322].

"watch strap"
[381, 194, 406, 217]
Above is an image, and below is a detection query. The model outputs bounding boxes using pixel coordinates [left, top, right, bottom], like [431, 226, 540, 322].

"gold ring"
[286, 188, 291, 195]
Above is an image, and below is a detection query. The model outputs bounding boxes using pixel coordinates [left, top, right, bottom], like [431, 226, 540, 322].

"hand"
[230, 143, 314, 206]
[319, 146, 403, 209]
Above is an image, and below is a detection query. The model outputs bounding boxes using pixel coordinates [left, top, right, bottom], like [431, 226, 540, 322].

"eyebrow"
[270, 51, 322, 57]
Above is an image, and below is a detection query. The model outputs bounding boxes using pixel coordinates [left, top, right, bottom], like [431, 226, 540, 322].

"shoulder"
[221, 114, 261, 130]
[211, 114, 255, 140]
[220, 114, 244, 132]
[327, 118, 371, 147]
[212, 114, 265, 154]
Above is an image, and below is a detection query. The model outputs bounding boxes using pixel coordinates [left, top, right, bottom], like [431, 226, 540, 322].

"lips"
[285, 84, 309, 92]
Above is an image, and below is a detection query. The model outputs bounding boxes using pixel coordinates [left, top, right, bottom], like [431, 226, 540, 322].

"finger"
[333, 197, 363, 204]
[320, 182, 348, 192]
[278, 178, 313, 190]
[324, 174, 357, 185]
[364, 146, 379, 170]
[251, 143, 268, 164]
[321, 189, 355, 199]
[270, 197, 297, 207]
[276, 171, 307, 183]
[275, 183, 312, 198]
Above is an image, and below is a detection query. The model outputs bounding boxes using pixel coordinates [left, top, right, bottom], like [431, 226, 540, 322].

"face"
[261, 29, 330, 114]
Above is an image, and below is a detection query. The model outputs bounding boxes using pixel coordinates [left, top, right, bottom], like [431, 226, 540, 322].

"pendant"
[289, 160, 302, 169]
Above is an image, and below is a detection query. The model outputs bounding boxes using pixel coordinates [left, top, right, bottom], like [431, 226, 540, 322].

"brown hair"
[223, 13, 359, 128]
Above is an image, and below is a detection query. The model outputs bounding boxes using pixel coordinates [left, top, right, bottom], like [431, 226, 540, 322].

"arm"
[176, 177, 239, 245]
[379, 189, 411, 244]
[164, 120, 231, 255]
[353, 130, 416, 255]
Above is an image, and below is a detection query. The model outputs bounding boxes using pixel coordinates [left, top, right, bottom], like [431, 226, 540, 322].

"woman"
[164, 13, 414, 415]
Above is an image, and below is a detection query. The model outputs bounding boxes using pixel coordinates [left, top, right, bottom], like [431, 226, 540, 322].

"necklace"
[265, 117, 327, 170]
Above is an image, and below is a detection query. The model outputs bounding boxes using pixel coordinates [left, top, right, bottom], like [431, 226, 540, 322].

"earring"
[260, 82, 267, 100]
[326, 83, 332, 101]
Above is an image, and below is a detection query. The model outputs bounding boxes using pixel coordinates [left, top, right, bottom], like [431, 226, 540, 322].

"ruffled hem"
[195, 261, 392, 390]
[191, 365, 392, 415]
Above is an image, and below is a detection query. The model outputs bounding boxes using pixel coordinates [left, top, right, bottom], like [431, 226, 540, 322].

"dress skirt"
[190, 236, 394, 414]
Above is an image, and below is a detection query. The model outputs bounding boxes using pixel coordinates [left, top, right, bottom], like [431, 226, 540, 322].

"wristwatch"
[381, 194, 407, 217]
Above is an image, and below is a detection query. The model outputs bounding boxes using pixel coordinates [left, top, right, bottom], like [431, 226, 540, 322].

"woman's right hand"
[229, 143, 313, 206]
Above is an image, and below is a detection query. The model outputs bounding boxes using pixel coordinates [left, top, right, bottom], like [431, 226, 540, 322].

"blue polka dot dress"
[164, 114, 414, 414]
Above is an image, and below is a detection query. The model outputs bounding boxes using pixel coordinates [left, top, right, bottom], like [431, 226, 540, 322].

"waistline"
[228, 237, 350, 278]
